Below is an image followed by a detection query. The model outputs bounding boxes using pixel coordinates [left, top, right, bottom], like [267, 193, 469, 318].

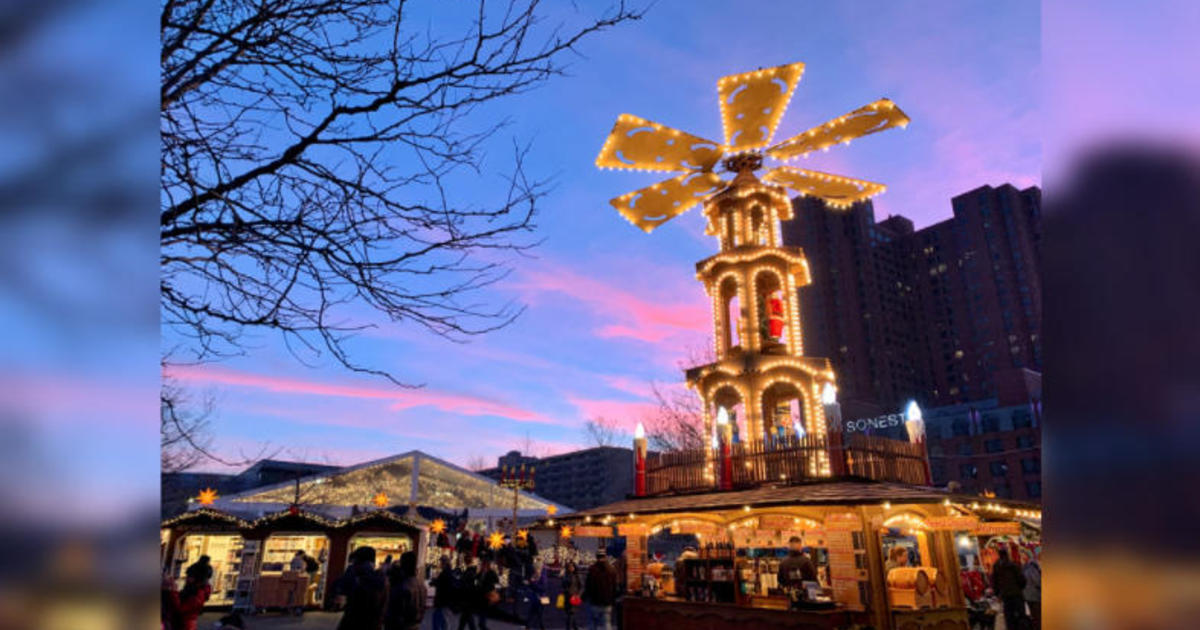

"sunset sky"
[166, 1, 1042, 472]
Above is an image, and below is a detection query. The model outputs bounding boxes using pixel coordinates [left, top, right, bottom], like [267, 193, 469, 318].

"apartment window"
[952, 418, 970, 437]
[960, 464, 978, 479]
[1025, 481, 1042, 497]
[990, 461, 1009, 477]
[1012, 410, 1033, 429]
[1017, 435, 1035, 449]
[1022, 458, 1040, 474]
[983, 415, 1000, 433]
[985, 439, 1004, 453]
[958, 442, 974, 456]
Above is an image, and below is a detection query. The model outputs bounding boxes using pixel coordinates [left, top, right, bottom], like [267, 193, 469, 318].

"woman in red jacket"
[164, 574, 212, 630]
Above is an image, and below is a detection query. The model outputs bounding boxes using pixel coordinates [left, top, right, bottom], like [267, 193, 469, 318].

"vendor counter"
[622, 596, 868, 630]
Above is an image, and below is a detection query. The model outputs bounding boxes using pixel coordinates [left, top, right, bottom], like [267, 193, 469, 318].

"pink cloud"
[513, 260, 709, 345]
[167, 364, 564, 427]
[566, 395, 658, 433]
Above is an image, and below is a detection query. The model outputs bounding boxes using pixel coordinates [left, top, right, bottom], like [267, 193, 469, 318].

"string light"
[717, 62, 806, 151]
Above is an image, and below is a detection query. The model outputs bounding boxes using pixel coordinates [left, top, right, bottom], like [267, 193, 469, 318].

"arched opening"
[760, 381, 806, 444]
[719, 276, 742, 352]
[749, 206, 768, 246]
[722, 211, 735, 250]
[711, 385, 747, 447]
[753, 270, 787, 353]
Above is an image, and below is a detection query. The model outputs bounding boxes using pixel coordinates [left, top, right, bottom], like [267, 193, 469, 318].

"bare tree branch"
[642, 382, 706, 452]
[161, 0, 645, 387]
[583, 416, 620, 447]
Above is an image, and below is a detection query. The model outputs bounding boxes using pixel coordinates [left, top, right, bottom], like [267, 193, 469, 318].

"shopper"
[523, 560, 548, 630]
[336, 546, 387, 630]
[456, 563, 481, 630]
[562, 561, 583, 630]
[1023, 554, 1042, 629]
[304, 551, 322, 605]
[583, 550, 618, 630]
[990, 548, 1027, 629]
[184, 555, 213, 583]
[385, 551, 427, 630]
[476, 558, 505, 629]
[165, 573, 212, 630]
[430, 555, 457, 630]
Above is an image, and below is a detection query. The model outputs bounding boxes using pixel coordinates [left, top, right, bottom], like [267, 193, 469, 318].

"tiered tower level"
[594, 61, 909, 475]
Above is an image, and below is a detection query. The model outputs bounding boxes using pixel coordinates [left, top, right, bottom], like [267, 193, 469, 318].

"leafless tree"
[465, 453, 489, 472]
[161, 376, 219, 473]
[161, 0, 642, 383]
[583, 416, 620, 447]
[642, 382, 706, 452]
[162, 367, 278, 472]
[160, 0, 643, 467]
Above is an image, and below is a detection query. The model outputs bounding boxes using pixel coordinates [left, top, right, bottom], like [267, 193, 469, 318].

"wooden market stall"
[161, 506, 424, 613]
[557, 480, 1041, 630]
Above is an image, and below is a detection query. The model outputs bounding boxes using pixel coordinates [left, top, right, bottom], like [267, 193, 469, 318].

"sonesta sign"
[842, 413, 904, 433]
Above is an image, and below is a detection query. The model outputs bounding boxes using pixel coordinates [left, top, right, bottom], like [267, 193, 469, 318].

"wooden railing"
[843, 433, 928, 486]
[643, 433, 928, 496]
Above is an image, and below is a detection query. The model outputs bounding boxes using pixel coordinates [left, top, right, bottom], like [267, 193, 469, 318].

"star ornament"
[372, 492, 388, 508]
[546, 505, 558, 516]
[196, 488, 218, 505]
[560, 525, 573, 540]
[517, 529, 529, 541]
[488, 532, 506, 550]
[430, 519, 447, 534]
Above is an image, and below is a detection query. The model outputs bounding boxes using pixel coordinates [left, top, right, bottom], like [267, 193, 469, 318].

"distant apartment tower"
[780, 183, 1041, 409]
[480, 446, 634, 511]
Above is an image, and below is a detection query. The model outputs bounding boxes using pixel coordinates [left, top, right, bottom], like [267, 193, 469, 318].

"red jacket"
[167, 583, 212, 630]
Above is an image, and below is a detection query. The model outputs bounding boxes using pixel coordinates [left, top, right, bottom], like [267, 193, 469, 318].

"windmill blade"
[763, 166, 886, 209]
[766, 98, 910, 162]
[595, 114, 723, 173]
[717, 62, 806, 152]
[610, 171, 726, 233]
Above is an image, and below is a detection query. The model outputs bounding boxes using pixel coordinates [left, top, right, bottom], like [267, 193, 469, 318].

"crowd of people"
[961, 547, 1042, 630]
[334, 529, 624, 630]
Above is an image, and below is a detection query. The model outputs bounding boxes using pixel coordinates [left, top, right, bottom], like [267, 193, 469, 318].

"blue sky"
[164, 0, 1041, 472]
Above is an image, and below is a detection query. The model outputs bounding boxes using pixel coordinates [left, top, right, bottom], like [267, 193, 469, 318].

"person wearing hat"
[777, 536, 817, 590]
[583, 548, 619, 630]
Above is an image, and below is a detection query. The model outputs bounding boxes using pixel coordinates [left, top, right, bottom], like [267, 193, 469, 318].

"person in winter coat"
[561, 561, 583, 630]
[456, 564, 481, 630]
[779, 538, 818, 589]
[184, 555, 213, 583]
[164, 573, 212, 630]
[583, 550, 619, 630]
[384, 551, 427, 630]
[336, 546, 387, 630]
[1023, 555, 1042, 629]
[522, 560, 548, 630]
[430, 555, 457, 630]
[990, 548, 1027, 628]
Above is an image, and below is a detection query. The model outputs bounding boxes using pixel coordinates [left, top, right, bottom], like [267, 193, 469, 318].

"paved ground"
[199, 607, 584, 630]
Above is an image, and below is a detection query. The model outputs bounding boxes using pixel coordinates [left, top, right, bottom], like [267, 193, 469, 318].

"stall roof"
[561, 479, 1040, 519]
[213, 450, 569, 514]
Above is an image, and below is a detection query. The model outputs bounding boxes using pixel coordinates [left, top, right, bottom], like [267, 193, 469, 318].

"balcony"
[644, 433, 928, 496]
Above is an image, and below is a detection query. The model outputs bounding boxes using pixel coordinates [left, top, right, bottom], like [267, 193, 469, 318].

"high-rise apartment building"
[781, 183, 1041, 409]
